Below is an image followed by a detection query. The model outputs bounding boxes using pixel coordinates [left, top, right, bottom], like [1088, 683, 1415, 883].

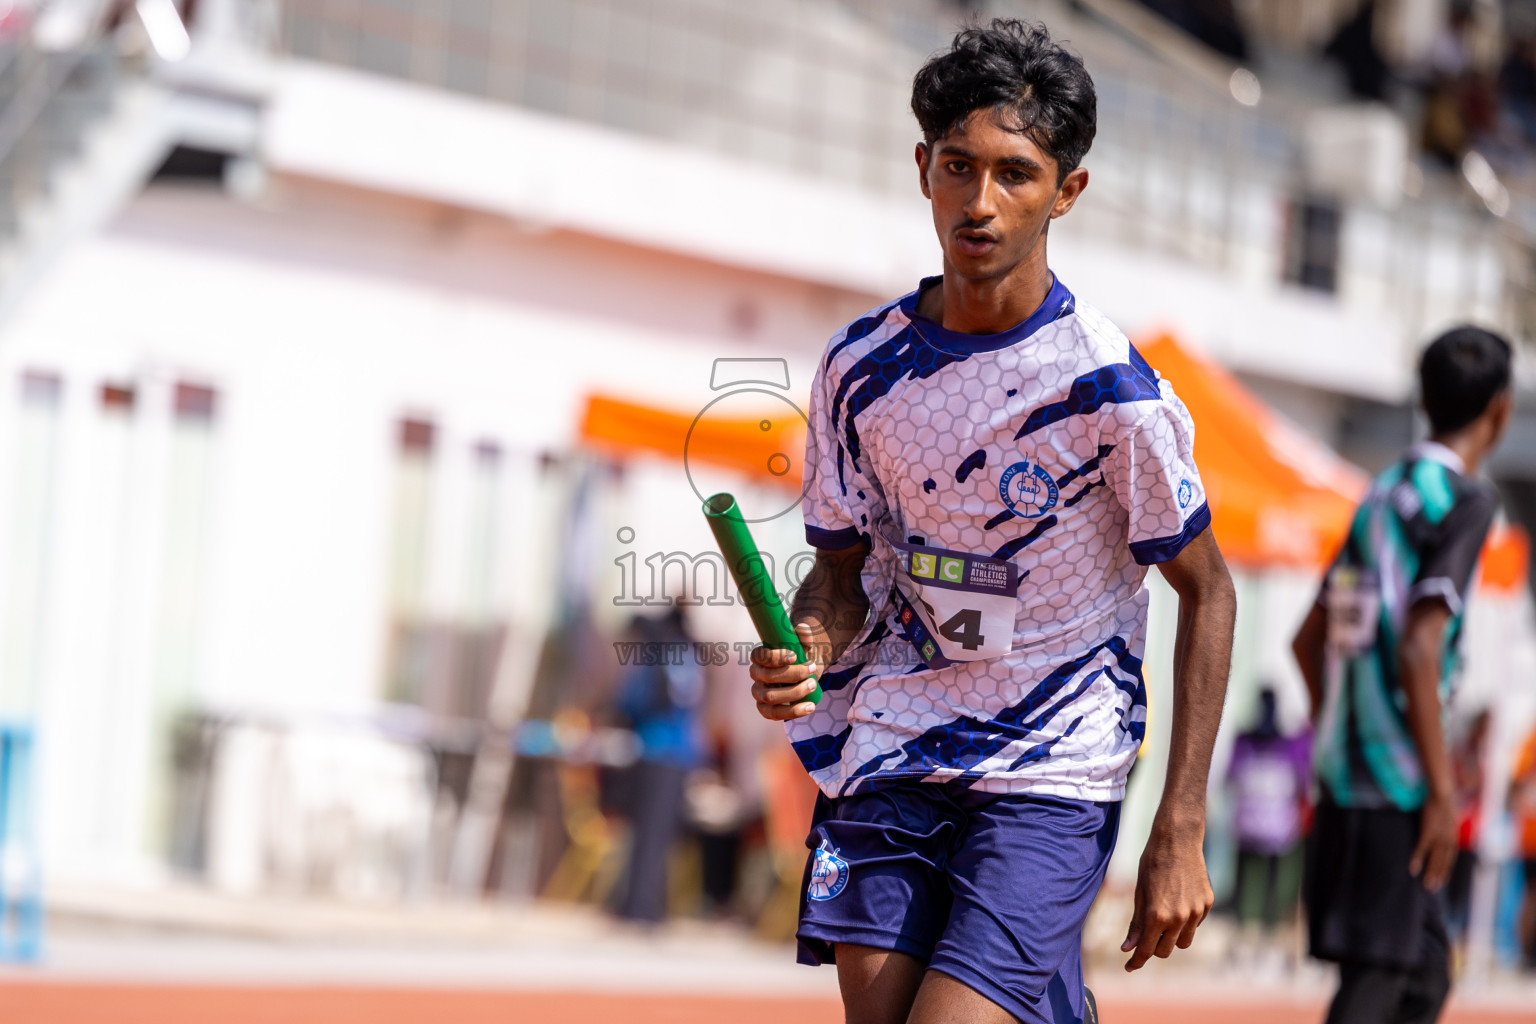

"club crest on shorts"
[807, 837, 848, 901]
[999, 457, 1058, 519]
[1177, 478, 1193, 509]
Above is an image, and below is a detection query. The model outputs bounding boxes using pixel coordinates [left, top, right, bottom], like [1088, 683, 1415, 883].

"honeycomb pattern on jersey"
[790, 295, 1205, 802]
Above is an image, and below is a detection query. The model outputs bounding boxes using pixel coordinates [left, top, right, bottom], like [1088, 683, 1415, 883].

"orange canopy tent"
[578, 335, 1528, 589]
[1137, 334, 1528, 591]
[1137, 334, 1369, 570]
[579, 393, 806, 492]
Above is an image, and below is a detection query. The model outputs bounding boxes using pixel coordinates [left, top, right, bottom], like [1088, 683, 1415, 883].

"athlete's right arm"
[1400, 598, 1458, 891]
[747, 543, 869, 721]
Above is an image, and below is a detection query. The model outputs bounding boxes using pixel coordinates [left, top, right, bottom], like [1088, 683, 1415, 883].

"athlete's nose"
[963, 169, 1000, 222]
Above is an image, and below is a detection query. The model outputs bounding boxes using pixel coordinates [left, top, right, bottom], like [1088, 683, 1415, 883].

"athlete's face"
[916, 109, 1088, 281]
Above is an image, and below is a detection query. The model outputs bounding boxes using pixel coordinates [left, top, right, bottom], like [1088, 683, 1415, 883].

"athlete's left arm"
[1122, 528, 1236, 972]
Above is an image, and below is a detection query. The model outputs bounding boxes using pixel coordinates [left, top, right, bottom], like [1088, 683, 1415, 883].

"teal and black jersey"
[1314, 442, 1497, 810]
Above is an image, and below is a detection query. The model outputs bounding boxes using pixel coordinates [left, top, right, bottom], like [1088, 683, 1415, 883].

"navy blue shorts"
[796, 781, 1119, 1024]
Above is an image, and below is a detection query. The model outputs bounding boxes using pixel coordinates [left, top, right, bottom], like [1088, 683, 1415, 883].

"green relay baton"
[702, 492, 822, 704]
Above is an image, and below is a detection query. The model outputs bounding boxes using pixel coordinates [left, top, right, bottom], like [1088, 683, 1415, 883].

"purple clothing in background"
[1229, 730, 1313, 854]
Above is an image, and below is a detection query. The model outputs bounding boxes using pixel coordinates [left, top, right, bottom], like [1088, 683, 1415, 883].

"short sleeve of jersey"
[1410, 485, 1497, 614]
[802, 354, 879, 549]
[1106, 384, 1210, 565]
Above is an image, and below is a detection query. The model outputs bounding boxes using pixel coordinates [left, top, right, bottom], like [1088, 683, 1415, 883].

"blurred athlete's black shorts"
[1304, 799, 1448, 970]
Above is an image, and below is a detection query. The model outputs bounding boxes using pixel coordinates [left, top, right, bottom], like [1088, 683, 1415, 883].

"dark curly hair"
[911, 19, 1097, 184]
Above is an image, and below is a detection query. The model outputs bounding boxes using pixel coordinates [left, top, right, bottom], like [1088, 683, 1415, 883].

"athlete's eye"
[945, 161, 969, 175]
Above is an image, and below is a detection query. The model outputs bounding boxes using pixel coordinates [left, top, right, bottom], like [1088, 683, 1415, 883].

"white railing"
[0, 0, 1528, 359]
[0, 1, 123, 289]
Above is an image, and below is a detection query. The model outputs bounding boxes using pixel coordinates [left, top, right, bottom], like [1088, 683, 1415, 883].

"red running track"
[0, 985, 1530, 1024]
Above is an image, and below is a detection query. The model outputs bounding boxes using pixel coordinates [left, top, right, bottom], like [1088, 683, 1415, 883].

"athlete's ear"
[1484, 388, 1514, 448]
[916, 142, 932, 199]
[1049, 166, 1089, 219]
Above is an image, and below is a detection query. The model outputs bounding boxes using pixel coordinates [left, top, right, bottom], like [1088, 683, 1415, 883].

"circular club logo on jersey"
[1177, 478, 1193, 509]
[999, 457, 1059, 519]
[807, 838, 849, 901]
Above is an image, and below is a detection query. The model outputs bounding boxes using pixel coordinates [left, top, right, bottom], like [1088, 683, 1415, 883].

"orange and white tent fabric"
[1137, 334, 1368, 570]
[579, 393, 806, 491]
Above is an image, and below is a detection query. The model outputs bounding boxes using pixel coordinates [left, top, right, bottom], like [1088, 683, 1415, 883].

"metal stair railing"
[0, 6, 123, 286]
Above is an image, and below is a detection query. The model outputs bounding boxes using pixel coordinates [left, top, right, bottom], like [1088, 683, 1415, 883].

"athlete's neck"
[916, 242, 1054, 335]
[1429, 390, 1513, 478]
[1430, 430, 1491, 478]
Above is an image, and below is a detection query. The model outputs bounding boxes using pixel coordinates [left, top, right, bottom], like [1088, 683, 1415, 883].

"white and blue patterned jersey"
[791, 275, 1209, 802]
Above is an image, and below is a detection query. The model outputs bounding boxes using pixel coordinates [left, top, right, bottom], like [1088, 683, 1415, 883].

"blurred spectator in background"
[1511, 722, 1536, 970]
[1325, 0, 1392, 103]
[1499, 33, 1536, 150]
[1227, 687, 1312, 951]
[1421, 1, 1472, 164]
[686, 750, 747, 919]
[1421, 1, 1496, 166]
[1135, 0, 1249, 60]
[610, 609, 704, 924]
[1445, 710, 1490, 953]
[1426, 1, 1476, 80]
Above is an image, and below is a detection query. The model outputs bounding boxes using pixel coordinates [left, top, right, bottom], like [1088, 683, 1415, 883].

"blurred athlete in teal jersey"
[1294, 327, 1512, 1024]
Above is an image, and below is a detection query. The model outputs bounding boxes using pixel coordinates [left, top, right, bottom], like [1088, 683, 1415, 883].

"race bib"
[891, 539, 1021, 668]
[1326, 565, 1380, 657]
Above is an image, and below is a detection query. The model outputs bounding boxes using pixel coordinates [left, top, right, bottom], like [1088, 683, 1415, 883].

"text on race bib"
[892, 538, 1022, 668]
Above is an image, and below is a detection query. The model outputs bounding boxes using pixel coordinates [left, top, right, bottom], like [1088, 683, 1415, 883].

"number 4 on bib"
[938, 608, 985, 651]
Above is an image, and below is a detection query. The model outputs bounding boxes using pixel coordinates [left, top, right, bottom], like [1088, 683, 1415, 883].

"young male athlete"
[748, 21, 1237, 1024]
[1293, 327, 1512, 1024]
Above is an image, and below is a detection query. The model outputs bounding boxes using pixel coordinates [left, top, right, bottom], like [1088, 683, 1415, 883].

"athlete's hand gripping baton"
[701, 492, 822, 705]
